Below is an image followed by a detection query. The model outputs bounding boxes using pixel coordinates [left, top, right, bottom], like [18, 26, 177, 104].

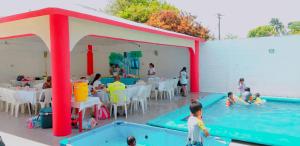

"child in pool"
[226, 92, 236, 107]
[253, 93, 265, 105]
[242, 87, 253, 103]
[187, 102, 210, 146]
[127, 136, 136, 146]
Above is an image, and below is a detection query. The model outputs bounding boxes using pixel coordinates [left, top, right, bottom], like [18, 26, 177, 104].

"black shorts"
[177, 81, 187, 86]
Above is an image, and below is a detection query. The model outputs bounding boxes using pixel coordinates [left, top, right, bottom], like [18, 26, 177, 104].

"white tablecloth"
[15, 89, 40, 104]
[0, 87, 40, 104]
[71, 97, 101, 111]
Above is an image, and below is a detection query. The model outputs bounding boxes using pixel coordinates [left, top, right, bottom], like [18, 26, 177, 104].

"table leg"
[27, 103, 32, 116]
[78, 110, 82, 132]
[94, 105, 98, 121]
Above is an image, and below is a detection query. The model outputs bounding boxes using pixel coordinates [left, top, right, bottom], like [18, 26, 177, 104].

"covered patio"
[0, 6, 202, 136]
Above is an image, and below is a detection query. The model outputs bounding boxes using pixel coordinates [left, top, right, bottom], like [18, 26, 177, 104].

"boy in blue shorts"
[187, 102, 210, 146]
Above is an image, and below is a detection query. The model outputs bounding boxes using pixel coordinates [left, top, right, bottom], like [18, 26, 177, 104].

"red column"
[50, 14, 72, 136]
[189, 40, 200, 93]
[87, 45, 94, 76]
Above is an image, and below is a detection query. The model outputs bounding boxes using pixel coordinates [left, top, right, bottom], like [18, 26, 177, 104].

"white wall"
[200, 35, 300, 97]
[0, 38, 49, 83]
[71, 42, 190, 80]
[0, 37, 189, 83]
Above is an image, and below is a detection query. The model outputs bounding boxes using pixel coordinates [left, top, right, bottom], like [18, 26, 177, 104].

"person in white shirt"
[187, 102, 210, 146]
[238, 78, 246, 96]
[179, 67, 188, 97]
[89, 73, 103, 90]
[89, 73, 109, 104]
[148, 63, 156, 78]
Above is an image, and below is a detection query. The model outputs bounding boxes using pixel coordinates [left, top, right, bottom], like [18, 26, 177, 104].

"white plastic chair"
[1, 88, 29, 117]
[125, 86, 139, 101]
[157, 80, 174, 101]
[157, 81, 166, 100]
[172, 78, 180, 95]
[109, 90, 128, 120]
[148, 79, 158, 100]
[35, 89, 52, 114]
[0, 88, 6, 111]
[142, 85, 152, 110]
[125, 86, 138, 114]
[3, 89, 17, 116]
[131, 85, 146, 114]
[14, 90, 34, 117]
[165, 80, 174, 100]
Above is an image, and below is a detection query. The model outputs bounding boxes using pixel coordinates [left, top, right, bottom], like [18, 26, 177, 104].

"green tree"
[107, 0, 178, 23]
[288, 21, 300, 34]
[248, 25, 278, 38]
[270, 18, 285, 35]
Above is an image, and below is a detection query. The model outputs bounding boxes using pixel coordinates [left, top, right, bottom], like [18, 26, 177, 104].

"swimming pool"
[60, 121, 230, 146]
[148, 94, 300, 146]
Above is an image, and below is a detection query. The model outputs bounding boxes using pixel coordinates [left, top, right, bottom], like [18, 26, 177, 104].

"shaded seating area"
[0, 6, 202, 137]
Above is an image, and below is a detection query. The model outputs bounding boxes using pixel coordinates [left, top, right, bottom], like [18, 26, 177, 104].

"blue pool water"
[60, 121, 230, 146]
[148, 94, 300, 146]
[204, 97, 300, 145]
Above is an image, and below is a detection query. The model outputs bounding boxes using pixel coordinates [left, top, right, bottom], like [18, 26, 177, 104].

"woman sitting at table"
[42, 76, 52, 89]
[89, 73, 104, 91]
[90, 73, 109, 104]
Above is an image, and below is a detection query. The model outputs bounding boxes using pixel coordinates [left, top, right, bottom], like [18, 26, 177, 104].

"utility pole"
[217, 13, 223, 40]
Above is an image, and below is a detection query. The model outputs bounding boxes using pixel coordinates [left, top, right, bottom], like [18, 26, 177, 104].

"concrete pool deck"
[0, 92, 259, 146]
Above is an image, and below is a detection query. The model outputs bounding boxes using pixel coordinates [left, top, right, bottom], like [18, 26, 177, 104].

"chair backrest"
[147, 80, 157, 91]
[172, 78, 179, 88]
[167, 80, 174, 90]
[111, 90, 127, 105]
[40, 89, 52, 103]
[0, 87, 5, 98]
[125, 86, 139, 100]
[143, 85, 152, 98]
[33, 83, 44, 90]
[158, 81, 166, 91]
[136, 85, 146, 100]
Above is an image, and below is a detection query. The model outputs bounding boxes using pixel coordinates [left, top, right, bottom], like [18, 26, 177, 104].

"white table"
[71, 97, 101, 132]
[0, 87, 41, 116]
[15, 89, 40, 105]
[71, 96, 101, 111]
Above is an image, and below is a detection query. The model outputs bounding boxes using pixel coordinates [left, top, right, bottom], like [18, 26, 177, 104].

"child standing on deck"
[187, 102, 210, 146]
[238, 78, 246, 96]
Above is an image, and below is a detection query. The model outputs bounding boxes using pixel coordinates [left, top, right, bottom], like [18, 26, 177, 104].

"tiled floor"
[0, 92, 259, 146]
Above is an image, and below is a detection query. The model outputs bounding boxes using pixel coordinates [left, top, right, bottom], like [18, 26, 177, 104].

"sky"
[2, 0, 300, 38]
[80, 0, 300, 38]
